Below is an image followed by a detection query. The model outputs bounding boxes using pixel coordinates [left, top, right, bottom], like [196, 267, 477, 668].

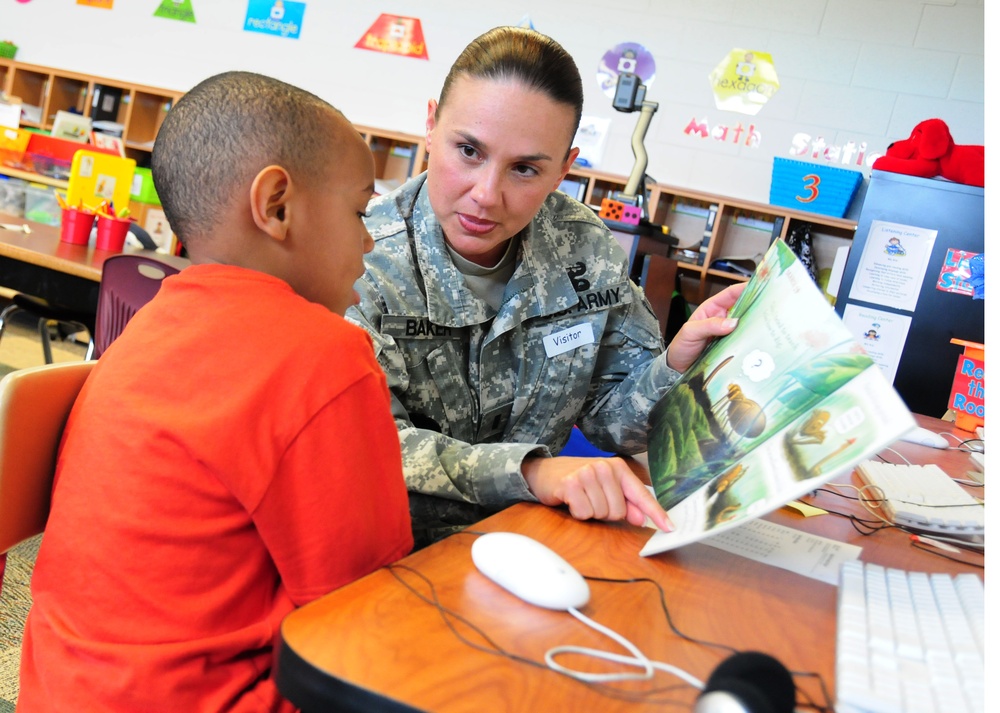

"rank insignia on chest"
[566, 261, 591, 292]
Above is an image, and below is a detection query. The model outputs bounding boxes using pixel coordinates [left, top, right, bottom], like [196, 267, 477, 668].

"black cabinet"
[834, 170, 984, 418]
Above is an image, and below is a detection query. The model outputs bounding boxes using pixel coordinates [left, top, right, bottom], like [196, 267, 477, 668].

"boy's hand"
[522, 456, 673, 532]
[666, 283, 746, 373]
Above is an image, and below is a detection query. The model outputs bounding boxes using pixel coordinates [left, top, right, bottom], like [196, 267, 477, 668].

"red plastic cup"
[60, 208, 96, 245]
[95, 216, 131, 253]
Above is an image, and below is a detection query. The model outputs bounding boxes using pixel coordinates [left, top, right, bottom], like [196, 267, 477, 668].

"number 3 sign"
[796, 174, 820, 203]
[769, 158, 862, 218]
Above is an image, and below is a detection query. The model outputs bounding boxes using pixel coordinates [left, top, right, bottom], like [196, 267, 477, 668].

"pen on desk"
[910, 534, 961, 554]
[0, 222, 31, 234]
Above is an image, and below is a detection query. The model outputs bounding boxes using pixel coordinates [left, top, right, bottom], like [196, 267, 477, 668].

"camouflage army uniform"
[348, 174, 682, 544]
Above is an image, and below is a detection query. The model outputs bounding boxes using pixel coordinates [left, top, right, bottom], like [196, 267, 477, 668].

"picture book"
[640, 239, 916, 557]
[90, 131, 126, 157]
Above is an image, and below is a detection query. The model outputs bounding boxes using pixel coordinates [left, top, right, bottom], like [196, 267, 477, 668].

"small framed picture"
[91, 130, 126, 157]
[50, 110, 92, 143]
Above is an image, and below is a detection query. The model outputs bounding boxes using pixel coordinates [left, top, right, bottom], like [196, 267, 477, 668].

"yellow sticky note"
[784, 500, 827, 517]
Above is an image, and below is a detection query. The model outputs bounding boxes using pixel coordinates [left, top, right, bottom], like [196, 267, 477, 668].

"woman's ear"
[553, 146, 581, 191]
[250, 165, 292, 241]
[425, 99, 439, 150]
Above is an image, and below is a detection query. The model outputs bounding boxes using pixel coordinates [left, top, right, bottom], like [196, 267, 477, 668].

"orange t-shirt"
[19, 264, 412, 712]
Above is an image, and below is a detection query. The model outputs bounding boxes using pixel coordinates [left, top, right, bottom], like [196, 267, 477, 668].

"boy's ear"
[250, 165, 292, 241]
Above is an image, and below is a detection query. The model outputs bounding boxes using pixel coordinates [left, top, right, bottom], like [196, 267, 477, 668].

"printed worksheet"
[841, 304, 913, 384]
[847, 220, 937, 312]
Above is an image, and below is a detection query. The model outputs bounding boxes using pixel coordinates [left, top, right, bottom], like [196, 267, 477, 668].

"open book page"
[641, 240, 915, 557]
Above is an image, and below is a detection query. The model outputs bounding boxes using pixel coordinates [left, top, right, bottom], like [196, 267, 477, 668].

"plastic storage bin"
[130, 167, 161, 206]
[0, 176, 27, 217]
[769, 158, 862, 218]
[23, 184, 62, 226]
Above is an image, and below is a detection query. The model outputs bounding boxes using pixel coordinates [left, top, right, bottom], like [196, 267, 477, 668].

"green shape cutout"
[154, 0, 196, 23]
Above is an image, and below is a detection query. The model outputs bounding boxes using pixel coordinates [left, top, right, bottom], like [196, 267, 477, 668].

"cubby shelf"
[363, 127, 858, 303]
[1, 59, 857, 303]
[0, 59, 182, 167]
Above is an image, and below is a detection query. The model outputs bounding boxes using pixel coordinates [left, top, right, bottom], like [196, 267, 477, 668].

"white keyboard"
[855, 461, 984, 537]
[836, 561, 984, 713]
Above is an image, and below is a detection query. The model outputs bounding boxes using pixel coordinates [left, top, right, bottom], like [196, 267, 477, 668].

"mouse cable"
[953, 436, 984, 453]
[425, 534, 831, 711]
[810, 487, 986, 561]
[586, 575, 834, 713]
[387, 563, 833, 711]
[386, 562, 696, 706]
[545, 606, 703, 686]
[584, 575, 737, 654]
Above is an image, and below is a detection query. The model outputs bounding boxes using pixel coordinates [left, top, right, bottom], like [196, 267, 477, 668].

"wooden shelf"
[331, 124, 859, 304]
[0, 59, 858, 306]
[355, 124, 427, 192]
[0, 59, 182, 166]
[623, 176, 856, 302]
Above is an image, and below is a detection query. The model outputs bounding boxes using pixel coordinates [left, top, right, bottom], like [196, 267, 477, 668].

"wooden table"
[275, 415, 983, 712]
[0, 211, 187, 311]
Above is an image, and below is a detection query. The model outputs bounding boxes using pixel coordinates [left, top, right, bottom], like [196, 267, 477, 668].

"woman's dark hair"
[438, 26, 584, 142]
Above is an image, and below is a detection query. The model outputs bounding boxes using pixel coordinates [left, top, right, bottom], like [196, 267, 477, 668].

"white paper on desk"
[701, 518, 860, 585]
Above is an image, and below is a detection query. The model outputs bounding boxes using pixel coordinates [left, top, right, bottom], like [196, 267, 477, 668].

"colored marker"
[910, 534, 961, 554]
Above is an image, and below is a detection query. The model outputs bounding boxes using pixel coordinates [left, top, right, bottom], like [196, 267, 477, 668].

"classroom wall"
[1, 0, 985, 205]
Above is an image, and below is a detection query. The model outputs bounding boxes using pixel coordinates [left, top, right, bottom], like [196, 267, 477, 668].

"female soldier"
[349, 26, 742, 546]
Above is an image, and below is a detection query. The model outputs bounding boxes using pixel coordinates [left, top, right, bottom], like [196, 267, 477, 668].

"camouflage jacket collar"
[402, 175, 589, 331]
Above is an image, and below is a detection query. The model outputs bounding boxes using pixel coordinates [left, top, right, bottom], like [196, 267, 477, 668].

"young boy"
[18, 72, 412, 711]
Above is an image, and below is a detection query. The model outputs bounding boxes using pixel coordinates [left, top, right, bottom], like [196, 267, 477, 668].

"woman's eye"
[459, 144, 479, 159]
[514, 164, 539, 177]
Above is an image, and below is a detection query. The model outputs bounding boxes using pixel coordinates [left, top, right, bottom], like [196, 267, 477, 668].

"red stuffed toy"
[873, 118, 984, 188]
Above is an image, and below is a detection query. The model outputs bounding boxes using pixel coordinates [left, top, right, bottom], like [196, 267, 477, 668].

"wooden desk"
[275, 415, 983, 712]
[0, 211, 187, 310]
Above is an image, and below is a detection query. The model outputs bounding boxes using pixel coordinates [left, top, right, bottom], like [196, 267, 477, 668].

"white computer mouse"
[471, 532, 590, 611]
[898, 426, 949, 449]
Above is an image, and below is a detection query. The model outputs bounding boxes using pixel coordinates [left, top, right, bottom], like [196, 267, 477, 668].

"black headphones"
[693, 652, 796, 713]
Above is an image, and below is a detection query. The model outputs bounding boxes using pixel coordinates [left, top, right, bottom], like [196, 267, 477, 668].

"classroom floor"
[0, 304, 87, 711]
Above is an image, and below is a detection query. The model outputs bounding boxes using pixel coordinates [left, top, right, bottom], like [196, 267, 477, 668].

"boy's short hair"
[151, 71, 342, 248]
